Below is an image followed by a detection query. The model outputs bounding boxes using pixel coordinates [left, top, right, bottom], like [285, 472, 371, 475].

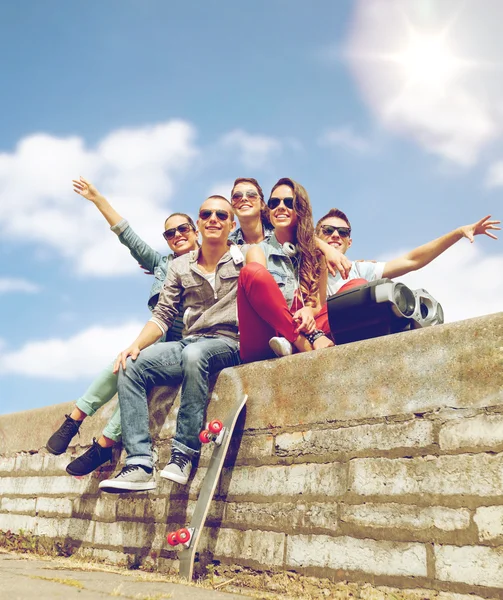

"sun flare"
[394, 31, 465, 88]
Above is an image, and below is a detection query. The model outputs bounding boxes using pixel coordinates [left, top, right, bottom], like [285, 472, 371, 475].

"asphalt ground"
[0, 551, 255, 600]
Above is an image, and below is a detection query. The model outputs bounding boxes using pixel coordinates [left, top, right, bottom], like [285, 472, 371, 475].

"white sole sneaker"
[269, 336, 293, 357]
[159, 468, 189, 485]
[98, 480, 156, 492]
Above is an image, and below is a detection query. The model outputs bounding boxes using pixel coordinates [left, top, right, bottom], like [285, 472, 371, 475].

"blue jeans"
[117, 335, 241, 468]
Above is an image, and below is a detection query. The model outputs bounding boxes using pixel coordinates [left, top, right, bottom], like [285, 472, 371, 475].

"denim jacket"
[111, 219, 183, 341]
[111, 219, 171, 310]
[228, 225, 274, 246]
[259, 233, 298, 308]
[150, 246, 246, 342]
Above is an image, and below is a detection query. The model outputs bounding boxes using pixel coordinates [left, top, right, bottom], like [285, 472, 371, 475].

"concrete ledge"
[1, 312, 503, 597]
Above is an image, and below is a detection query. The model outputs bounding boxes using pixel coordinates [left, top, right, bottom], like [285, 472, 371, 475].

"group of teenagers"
[46, 175, 499, 492]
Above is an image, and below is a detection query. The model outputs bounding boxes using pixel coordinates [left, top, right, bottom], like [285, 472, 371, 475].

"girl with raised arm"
[46, 178, 199, 476]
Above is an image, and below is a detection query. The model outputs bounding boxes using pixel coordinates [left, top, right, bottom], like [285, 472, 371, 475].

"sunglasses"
[320, 224, 351, 238]
[231, 190, 259, 204]
[267, 196, 294, 210]
[199, 209, 230, 221]
[163, 222, 194, 241]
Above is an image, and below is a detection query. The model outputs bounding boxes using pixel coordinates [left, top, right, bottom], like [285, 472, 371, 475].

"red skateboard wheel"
[199, 430, 211, 444]
[176, 528, 191, 544]
[208, 419, 223, 434]
[166, 531, 178, 546]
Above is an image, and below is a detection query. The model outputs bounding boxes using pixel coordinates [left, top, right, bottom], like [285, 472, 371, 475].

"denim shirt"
[228, 225, 274, 246]
[111, 219, 183, 341]
[259, 233, 298, 308]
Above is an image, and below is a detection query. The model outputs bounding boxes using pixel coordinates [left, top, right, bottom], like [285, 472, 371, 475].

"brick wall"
[1, 312, 503, 597]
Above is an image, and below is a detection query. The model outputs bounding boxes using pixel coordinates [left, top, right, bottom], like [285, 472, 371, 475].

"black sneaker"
[46, 414, 82, 455]
[66, 438, 113, 476]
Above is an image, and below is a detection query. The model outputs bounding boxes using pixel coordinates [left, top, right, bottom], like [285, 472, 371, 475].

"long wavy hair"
[270, 177, 320, 307]
[231, 177, 271, 229]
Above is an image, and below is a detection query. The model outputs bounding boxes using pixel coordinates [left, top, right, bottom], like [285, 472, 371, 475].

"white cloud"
[208, 180, 234, 200]
[219, 129, 282, 169]
[0, 278, 40, 294]
[485, 160, 503, 187]
[319, 126, 372, 154]
[0, 120, 199, 277]
[0, 321, 145, 380]
[343, 0, 503, 165]
[380, 243, 503, 323]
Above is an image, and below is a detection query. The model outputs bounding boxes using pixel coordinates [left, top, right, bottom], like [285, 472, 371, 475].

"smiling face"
[197, 197, 235, 244]
[231, 181, 262, 223]
[163, 214, 199, 255]
[317, 216, 352, 254]
[268, 184, 298, 233]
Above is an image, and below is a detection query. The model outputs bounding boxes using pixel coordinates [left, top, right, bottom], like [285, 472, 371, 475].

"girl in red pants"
[238, 177, 333, 363]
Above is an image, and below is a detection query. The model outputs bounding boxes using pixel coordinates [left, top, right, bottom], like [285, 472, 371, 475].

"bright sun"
[396, 31, 463, 88]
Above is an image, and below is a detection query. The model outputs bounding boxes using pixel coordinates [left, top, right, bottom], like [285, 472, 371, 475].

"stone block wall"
[1, 312, 503, 597]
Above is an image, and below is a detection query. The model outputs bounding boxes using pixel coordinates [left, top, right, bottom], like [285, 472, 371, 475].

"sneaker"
[66, 439, 113, 476]
[98, 464, 156, 492]
[269, 336, 293, 357]
[159, 448, 192, 485]
[46, 414, 82, 455]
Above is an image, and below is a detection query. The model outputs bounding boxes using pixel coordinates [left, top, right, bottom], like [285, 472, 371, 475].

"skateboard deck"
[168, 393, 248, 580]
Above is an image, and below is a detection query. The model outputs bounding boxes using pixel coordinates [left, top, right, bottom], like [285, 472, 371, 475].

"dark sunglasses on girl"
[199, 209, 230, 221]
[320, 224, 351, 238]
[267, 196, 294, 210]
[163, 222, 194, 241]
[231, 190, 259, 204]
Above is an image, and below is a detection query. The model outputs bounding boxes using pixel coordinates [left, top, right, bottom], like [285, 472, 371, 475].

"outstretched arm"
[74, 176, 164, 273]
[383, 215, 500, 279]
[73, 176, 123, 227]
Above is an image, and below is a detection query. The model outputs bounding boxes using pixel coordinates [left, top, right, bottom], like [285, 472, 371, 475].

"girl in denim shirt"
[46, 177, 199, 476]
[237, 177, 333, 363]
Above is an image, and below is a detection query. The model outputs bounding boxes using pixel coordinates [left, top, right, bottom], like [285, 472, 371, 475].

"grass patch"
[29, 575, 84, 589]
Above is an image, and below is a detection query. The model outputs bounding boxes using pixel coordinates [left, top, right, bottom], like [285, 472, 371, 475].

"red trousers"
[237, 263, 331, 363]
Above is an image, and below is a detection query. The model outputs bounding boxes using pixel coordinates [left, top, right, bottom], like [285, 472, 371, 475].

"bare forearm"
[134, 321, 163, 350]
[93, 194, 124, 228]
[384, 228, 464, 278]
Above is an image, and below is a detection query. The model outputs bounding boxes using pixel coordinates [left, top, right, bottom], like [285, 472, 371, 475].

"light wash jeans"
[117, 335, 241, 468]
[75, 362, 121, 441]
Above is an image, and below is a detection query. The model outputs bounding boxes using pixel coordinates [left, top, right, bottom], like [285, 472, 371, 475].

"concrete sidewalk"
[0, 552, 254, 600]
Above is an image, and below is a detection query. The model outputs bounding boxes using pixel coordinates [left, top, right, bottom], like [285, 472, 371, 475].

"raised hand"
[72, 176, 102, 203]
[461, 215, 500, 243]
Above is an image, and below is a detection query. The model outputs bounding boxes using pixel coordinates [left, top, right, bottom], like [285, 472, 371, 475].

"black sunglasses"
[231, 190, 259, 204]
[199, 209, 230, 221]
[320, 224, 351, 238]
[267, 196, 294, 210]
[163, 222, 194, 241]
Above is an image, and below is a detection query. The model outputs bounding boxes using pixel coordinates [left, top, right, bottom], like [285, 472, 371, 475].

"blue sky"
[1, 0, 501, 415]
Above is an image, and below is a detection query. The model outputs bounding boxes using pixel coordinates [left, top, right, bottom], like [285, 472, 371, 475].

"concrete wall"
[1, 312, 503, 597]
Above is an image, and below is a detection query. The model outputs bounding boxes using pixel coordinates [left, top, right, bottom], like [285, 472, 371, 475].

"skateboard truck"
[198, 419, 225, 446]
[166, 527, 195, 549]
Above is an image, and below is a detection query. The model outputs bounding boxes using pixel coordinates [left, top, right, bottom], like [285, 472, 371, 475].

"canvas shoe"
[269, 336, 293, 357]
[159, 448, 192, 485]
[46, 414, 82, 455]
[66, 439, 113, 476]
[98, 464, 156, 492]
